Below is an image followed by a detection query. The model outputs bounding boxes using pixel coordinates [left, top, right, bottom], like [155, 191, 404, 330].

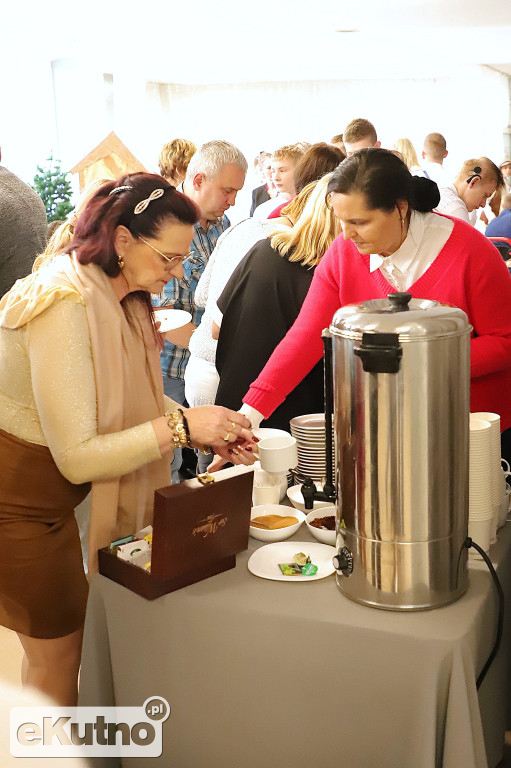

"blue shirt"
[485, 209, 511, 240]
[156, 215, 230, 380]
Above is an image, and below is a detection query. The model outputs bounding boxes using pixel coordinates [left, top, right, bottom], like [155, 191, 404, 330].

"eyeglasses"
[138, 236, 192, 265]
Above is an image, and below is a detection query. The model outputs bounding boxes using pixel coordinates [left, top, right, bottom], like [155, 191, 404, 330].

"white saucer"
[248, 541, 336, 582]
[155, 308, 192, 332]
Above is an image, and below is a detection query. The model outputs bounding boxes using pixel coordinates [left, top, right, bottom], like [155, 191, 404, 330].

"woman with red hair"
[0, 173, 254, 705]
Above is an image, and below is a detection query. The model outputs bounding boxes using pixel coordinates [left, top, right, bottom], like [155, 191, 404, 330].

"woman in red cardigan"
[241, 148, 511, 461]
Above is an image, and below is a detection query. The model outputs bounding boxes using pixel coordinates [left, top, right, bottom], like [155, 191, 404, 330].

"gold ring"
[222, 432, 231, 442]
[230, 421, 237, 431]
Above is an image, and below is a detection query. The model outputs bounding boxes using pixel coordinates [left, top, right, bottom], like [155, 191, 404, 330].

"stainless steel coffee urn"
[329, 293, 471, 610]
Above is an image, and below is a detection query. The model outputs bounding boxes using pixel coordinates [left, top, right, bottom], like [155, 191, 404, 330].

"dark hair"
[327, 148, 440, 213]
[70, 172, 199, 277]
[293, 143, 345, 194]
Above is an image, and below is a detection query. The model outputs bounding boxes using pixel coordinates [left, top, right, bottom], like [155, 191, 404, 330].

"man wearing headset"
[436, 157, 503, 224]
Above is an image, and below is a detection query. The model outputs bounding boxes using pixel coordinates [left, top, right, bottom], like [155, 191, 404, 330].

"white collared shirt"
[369, 211, 454, 291]
[252, 194, 287, 221]
[422, 160, 451, 188]
[436, 184, 471, 224]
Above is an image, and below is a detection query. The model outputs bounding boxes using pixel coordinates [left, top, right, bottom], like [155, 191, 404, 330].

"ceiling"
[2, 0, 511, 84]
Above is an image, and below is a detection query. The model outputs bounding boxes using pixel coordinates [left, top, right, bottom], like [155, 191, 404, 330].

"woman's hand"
[185, 405, 254, 450]
[208, 439, 258, 471]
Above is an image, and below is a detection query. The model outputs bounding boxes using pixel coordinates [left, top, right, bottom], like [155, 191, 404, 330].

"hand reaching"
[186, 405, 255, 450]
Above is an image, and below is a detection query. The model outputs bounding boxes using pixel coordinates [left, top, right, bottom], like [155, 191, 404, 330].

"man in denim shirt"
[156, 140, 247, 481]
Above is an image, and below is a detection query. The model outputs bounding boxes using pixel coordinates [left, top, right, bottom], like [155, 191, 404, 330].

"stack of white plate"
[289, 413, 335, 483]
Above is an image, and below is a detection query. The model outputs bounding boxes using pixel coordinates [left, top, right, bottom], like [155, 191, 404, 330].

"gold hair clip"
[109, 185, 133, 196]
[134, 188, 164, 214]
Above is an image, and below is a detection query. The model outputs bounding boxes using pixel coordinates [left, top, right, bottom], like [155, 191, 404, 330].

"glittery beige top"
[0, 297, 173, 485]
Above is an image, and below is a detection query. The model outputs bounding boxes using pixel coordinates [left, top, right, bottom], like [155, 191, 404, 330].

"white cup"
[252, 484, 281, 506]
[253, 461, 288, 502]
[258, 436, 298, 475]
[468, 516, 493, 555]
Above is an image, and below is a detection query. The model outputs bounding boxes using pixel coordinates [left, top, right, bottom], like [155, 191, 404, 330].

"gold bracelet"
[165, 410, 190, 449]
[166, 409, 212, 454]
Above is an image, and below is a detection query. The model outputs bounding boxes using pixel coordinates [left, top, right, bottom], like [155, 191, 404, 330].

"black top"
[250, 185, 270, 216]
[215, 237, 324, 430]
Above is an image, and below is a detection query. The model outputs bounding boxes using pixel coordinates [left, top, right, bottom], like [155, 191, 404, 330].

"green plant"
[32, 155, 74, 222]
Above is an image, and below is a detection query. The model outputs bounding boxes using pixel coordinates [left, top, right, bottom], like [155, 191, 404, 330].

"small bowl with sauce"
[250, 505, 305, 542]
[305, 507, 338, 546]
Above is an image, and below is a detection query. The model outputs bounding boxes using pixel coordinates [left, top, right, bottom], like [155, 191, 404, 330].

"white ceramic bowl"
[305, 507, 337, 546]
[250, 505, 305, 542]
[286, 484, 333, 514]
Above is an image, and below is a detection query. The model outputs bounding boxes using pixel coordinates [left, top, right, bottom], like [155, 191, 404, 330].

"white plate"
[292, 431, 332, 438]
[290, 414, 326, 428]
[253, 428, 291, 440]
[155, 308, 192, 332]
[248, 541, 336, 582]
[297, 449, 333, 455]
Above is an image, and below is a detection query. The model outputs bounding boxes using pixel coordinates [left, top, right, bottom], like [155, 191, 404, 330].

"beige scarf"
[0, 253, 171, 574]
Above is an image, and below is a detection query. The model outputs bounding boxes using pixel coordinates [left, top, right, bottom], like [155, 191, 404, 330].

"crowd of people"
[0, 117, 511, 706]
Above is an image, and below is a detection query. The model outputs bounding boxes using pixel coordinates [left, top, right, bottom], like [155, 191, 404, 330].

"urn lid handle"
[387, 292, 412, 312]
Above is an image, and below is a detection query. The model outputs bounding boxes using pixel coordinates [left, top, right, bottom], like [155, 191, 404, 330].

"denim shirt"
[156, 215, 230, 379]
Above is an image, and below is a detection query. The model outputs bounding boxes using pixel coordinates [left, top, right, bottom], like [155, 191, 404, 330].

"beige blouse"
[0, 297, 174, 485]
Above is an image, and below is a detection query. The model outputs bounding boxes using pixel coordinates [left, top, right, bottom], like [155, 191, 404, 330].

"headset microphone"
[466, 166, 482, 184]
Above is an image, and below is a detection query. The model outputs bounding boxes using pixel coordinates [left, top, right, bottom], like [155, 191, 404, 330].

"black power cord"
[464, 537, 505, 689]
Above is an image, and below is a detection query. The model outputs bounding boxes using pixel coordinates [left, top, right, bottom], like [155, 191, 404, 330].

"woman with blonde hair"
[158, 138, 196, 185]
[393, 138, 425, 177]
[33, 178, 111, 271]
[212, 174, 340, 430]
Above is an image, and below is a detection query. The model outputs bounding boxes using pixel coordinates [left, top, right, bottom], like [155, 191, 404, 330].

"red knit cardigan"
[244, 215, 511, 430]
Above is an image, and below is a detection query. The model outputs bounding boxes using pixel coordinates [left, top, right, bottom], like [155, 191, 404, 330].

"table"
[79, 524, 511, 768]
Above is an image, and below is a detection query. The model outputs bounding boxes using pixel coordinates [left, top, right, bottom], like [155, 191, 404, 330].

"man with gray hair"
[156, 139, 247, 481]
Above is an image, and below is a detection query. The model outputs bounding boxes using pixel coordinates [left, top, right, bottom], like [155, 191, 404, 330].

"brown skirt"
[0, 428, 90, 638]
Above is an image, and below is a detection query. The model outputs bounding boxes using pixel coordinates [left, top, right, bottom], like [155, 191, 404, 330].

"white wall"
[1, 57, 55, 184]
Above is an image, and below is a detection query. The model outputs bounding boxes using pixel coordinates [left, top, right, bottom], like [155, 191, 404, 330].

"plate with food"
[154, 308, 192, 333]
[248, 541, 336, 582]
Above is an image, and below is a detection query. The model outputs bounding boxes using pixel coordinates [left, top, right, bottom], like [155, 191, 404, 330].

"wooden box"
[98, 465, 254, 599]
